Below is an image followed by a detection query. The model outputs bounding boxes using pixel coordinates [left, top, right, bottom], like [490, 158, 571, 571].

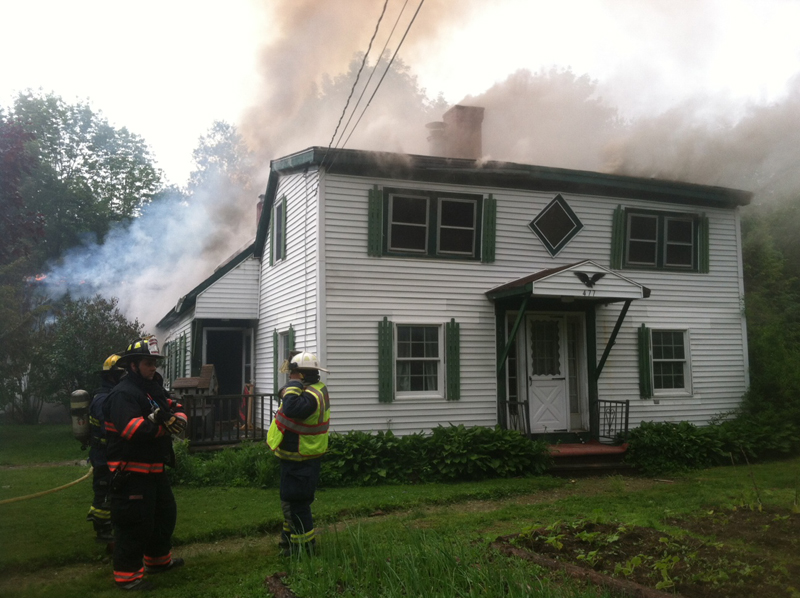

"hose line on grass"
[0, 466, 93, 505]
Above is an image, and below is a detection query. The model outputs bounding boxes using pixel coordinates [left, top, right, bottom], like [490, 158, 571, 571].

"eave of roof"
[156, 242, 256, 330]
[254, 146, 752, 258]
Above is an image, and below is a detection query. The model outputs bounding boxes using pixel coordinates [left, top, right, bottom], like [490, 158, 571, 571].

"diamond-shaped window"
[528, 194, 583, 256]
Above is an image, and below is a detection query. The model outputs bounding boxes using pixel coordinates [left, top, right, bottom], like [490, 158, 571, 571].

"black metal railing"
[181, 393, 277, 448]
[593, 399, 630, 442]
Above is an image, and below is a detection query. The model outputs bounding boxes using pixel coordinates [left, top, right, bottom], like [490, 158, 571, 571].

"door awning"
[485, 260, 651, 302]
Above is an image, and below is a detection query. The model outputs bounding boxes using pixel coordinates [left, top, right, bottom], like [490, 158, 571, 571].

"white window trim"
[273, 197, 286, 263]
[664, 217, 695, 269]
[388, 193, 429, 254]
[651, 328, 693, 397]
[437, 197, 478, 257]
[626, 212, 659, 267]
[393, 321, 445, 400]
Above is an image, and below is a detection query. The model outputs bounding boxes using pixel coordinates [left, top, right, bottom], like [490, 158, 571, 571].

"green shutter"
[698, 214, 710, 273]
[269, 216, 274, 267]
[610, 205, 625, 269]
[273, 329, 279, 394]
[177, 333, 186, 377]
[446, 318, 461, 401]
[378, 317, 393, 402]
[288, 325, 295, 352]
[637, 324, 653, 399]
[481, 194, 497, 263]
[367, 185, 383, 257]
[281, 197, 288, 260]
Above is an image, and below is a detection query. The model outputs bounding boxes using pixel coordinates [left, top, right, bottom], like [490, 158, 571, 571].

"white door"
[527, 315, 569, 433]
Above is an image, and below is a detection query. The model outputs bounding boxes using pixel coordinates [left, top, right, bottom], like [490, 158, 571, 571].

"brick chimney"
[426, 105, 484, 160]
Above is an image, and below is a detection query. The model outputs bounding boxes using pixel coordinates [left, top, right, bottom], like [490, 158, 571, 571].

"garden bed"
[493, 506, 800, 598]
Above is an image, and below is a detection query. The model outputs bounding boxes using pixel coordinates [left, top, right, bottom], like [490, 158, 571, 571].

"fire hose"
[0, 466, 93, 505]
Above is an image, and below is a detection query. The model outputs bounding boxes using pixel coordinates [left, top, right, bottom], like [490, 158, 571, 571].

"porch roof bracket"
[497, 294, 531, 374]
[594, 299, 632, 381]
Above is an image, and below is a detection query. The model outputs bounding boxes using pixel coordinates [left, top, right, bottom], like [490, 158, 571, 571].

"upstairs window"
[370, 187, 488, 261]
[611, 207, 709, 272]
[270, 196, 287, 266]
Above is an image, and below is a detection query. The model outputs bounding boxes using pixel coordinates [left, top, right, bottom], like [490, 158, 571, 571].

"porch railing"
[180, 393, 278, 448]
[592, 399, 630, 442]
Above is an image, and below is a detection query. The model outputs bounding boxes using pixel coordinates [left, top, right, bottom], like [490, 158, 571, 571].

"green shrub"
[172, 425, 550, 488]
[625, 421, 726, 476]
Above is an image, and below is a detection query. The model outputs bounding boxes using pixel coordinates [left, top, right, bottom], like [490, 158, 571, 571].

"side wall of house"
[322, 173, 748, 434]
[254, 170, 321, 411]
[195, 256, 260, 319]
[160, 309, 194, 387]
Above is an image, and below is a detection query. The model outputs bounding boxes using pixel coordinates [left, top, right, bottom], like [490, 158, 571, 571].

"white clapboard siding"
[195, 256, 260, 319]
[160, 309, 193, 378]
[319, 172, 747, 434]
[254, 170, 321, 397]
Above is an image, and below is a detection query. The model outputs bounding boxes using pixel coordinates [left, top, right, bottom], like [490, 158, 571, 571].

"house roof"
[156, 242, 255, 329]
[254, 147, 752, 258]
[485, 260, 651, 302]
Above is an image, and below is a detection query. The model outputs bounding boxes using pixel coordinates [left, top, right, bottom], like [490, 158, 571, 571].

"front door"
[527, 315, 569, 433]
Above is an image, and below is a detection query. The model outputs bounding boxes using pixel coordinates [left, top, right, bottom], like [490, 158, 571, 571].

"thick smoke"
[40, 0, 800, 332]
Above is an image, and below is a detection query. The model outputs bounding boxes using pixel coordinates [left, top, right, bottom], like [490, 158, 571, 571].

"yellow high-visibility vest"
[267, 381, 330, 460]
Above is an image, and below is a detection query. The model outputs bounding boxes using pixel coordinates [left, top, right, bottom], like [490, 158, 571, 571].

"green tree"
[8, 90, 162, 266]
[188, 120, 254, 194]
[38, 295, 144, 406]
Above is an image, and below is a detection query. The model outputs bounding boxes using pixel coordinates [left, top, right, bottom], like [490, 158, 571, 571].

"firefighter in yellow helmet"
[103, 337, 187, 591]
[86, 353, 125, 545]
[267, 350, 331, 556]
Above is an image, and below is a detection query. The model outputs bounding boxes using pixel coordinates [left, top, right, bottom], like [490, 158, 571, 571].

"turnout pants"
[88, 459, 112, 535]
[110, 472, 177, 585]
[279, 458, 321, 551]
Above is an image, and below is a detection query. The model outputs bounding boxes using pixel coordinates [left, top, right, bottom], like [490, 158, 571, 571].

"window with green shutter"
[369, 187, 494, 262]
[639, 324, 692, 397]
[378, 317, 462, 402]
[612, 207, 709, 272]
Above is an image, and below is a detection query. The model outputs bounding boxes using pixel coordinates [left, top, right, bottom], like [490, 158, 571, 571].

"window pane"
[666, 244, 693, 266]
[667, 219, 693, 243]
[390, 224, 427, 251]
[652, 330, 686, 390]
[628, 240, 657, 265]
[274, 202, 285, 261]
[439, 228, 474, 254]
[440, 199, 475, 228]
[396, 325, 440, 393]
[392, 196, 427, 224]
[653, 362, 684, 390]
[530, 320, 560, 376]
[629, 215, 657, 240]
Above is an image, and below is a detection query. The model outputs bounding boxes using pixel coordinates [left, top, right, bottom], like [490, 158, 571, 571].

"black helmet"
[116, 337, 165, 367]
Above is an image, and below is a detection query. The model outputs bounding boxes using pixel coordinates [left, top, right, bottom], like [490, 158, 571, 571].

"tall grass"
[286, 524, 613, 598]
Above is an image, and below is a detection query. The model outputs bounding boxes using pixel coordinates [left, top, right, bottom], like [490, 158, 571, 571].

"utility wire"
[340, 0, 426, 150]
[331, 0, 411, 151]
[326, 0, 389, 152]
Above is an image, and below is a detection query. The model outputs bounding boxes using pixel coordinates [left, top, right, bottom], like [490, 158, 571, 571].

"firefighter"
[103, 337, 187, 591]
[86, 353, 125, 545]
[267, 350, 331, 557]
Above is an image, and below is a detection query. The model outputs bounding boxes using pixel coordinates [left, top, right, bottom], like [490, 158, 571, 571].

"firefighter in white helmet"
[267, 350, 331, 556]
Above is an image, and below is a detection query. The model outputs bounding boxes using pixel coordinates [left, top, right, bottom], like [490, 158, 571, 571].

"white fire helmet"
[289, 351, 329, 373]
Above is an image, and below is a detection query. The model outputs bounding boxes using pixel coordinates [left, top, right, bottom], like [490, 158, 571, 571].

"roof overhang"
[485, 260, 651, 303]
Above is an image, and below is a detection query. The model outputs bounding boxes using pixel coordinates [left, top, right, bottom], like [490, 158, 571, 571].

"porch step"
[547, 441, 632, 475]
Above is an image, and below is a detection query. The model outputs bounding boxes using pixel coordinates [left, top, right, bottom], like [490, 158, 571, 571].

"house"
[157, 106, 752, 443]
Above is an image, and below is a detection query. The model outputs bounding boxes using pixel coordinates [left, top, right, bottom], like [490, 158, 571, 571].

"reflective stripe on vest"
[268, 382, 330, 460]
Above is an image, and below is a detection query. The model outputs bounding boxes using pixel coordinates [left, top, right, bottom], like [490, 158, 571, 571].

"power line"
[340, 0, 426, 150]
[331, 0, 411, 151]
[325, 0, 390, 153]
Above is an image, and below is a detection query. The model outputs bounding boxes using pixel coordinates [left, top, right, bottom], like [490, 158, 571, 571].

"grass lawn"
[1, 424, 798, 597]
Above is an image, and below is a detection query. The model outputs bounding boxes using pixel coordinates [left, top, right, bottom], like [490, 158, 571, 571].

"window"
[396, 325, 441, 394]
[377, 317, 460, 402]
[612, 207, 709, 272]
[271, 196, 287, 265]
[272, 325, 295, 393]
[369, 187, 490, 261]
[651, 330, 687, 390]
[637, 324, 691, 398]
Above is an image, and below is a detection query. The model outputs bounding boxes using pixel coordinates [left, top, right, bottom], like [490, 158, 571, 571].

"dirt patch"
[495, 506, 800, 598]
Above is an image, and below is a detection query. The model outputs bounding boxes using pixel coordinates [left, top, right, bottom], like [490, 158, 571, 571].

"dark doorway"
[206, 329, 244, 427]
[206, 330, 243, 395]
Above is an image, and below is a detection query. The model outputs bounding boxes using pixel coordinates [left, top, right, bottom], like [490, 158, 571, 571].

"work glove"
[149, 408, 187, 436]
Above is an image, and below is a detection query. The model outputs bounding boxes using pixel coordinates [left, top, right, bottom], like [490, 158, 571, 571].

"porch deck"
[548, 440, 631, 475]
